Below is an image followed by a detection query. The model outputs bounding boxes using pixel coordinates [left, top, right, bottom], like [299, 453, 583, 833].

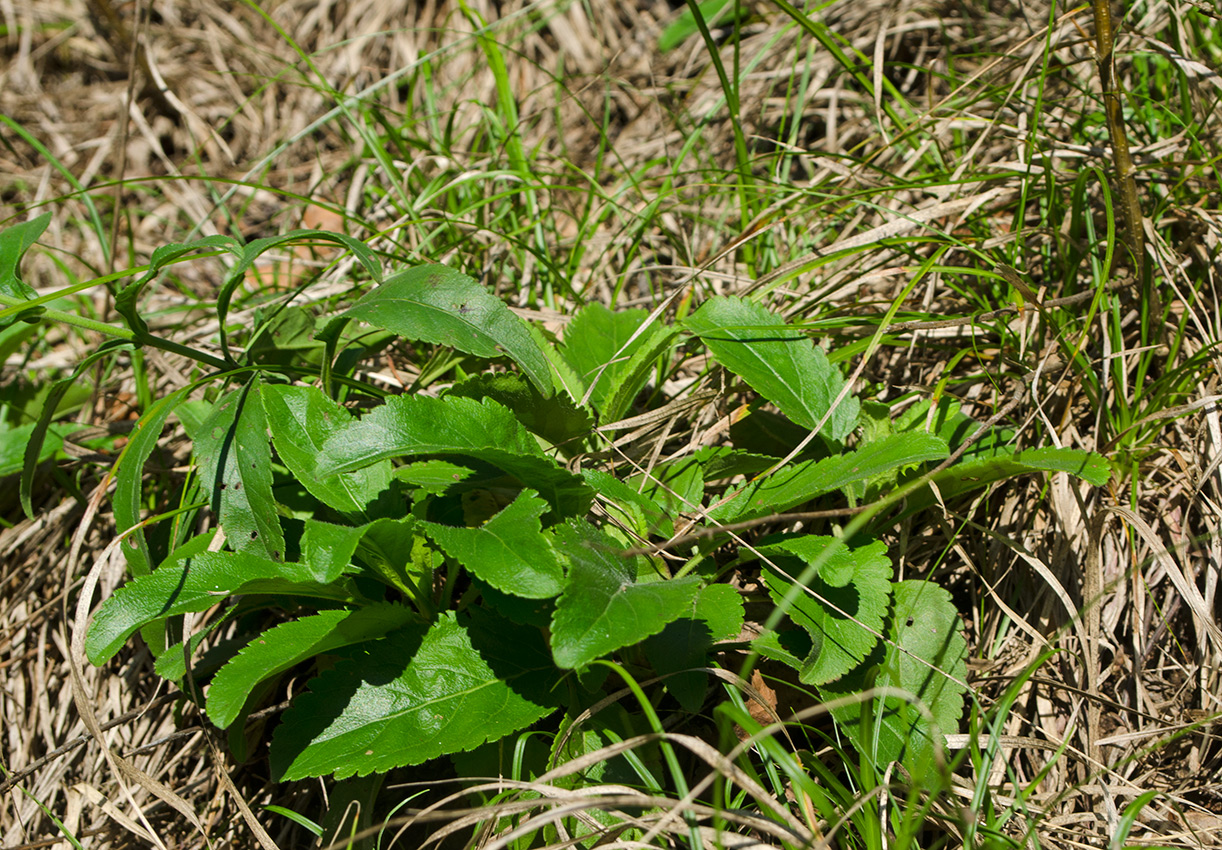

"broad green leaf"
[394, 460, 475, 495]
[758, 537, 892, 685]
[686, 297, 859, 441]
[207, 603, 420, 728]
[583, 469, 673, 537]
[87, 551, 362, 665]
[423, 490, 564, 599]
[691, 447, 776, 482]
[560, 303, 650, 412]
[821, 581, 967, 775]
[550, 521, 701, 669]
[194, 379, 285, 559]
[261, 383, 391, 517]
[0, 213, 49, 308]
[601, 323, 678, 424]
[354, 517, 430, 597]
[643, 583, 744, 711]
[712, 432, 949, 523]
[319, 395, 542, 470]
[632, 455, 704, 518]
[341, 264, 552, 396]
[317, 395, 592, 518]
[445, 372, 591, 451]
[301, 519, 368, 583]
[271, 609, 561, 779]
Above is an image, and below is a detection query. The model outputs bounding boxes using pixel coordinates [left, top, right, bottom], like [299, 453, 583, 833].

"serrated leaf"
[394, 460, 475, 495]
[353, 517, 429, 597]
[550, 521, 701, 669]
[317, 395, 592, 518]
[582, 469, 673, 537]
[758, 537, 892, 685]
[686, 297, 859, 440]
[898, 446, 1110, 522]
[445, 372, 591, 451]
[643, 583, 744, 711]
[712, 432, 949, 523]
[341, 264, 552, 395]
[193, 380, 285, 559]
[820, 581, 967, 774]
[271, 609, 560, 779]
[207, 603, 420, 728]
[423, 490, 564, 599]
[261, 383, 391, 516]
[87, 551, 362, 665]
[560, 303, 650, 412]
[601, 323, 678, 424]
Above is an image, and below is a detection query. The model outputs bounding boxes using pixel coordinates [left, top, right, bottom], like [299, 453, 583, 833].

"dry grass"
[3, 0, 1222, 846]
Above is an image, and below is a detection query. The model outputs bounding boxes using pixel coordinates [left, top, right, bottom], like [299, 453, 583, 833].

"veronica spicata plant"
[2, 217, 1108, 780]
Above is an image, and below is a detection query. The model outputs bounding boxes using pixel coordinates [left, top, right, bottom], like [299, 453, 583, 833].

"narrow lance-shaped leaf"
[712, 432, 949, 524]
[195, 378, 285, 560]
[271, 609, 561, 779]
[341, 264, 553, 396]
[686, 296, 859, 441]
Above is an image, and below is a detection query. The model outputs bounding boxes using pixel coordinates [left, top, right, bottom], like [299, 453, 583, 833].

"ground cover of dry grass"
[3, 0, 1222, 846]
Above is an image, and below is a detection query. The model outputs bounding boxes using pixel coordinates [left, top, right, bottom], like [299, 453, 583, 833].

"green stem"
[0, 293, 234, 372]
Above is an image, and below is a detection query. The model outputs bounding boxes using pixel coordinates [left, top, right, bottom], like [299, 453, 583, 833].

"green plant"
[5, 218, 1107, 785]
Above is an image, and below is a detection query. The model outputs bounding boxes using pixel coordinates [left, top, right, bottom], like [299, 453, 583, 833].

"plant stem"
[1093, 0, 1145, 264]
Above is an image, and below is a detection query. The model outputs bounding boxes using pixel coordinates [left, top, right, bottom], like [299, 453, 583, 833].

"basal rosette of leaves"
[31, 238, 1112, 779]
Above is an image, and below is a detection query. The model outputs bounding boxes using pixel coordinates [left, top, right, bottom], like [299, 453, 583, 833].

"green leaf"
[0, 422, 72, 477]
[0, 213, 49, 312]
[899, 446, 1111, 521]
[758, 537, 892, 685]
[317, 395, 592, 518]
[712, 432, 949, 523]
[86, 551, 362, 665]
[271, 609, 561, 779]
[582, 469, 673, 537]
[659, 0, 740, 52]
[194, 379, 285, 559]
[113, 385, 198, 575]
[22, 340, 134, 519]
[560, 303, 650, 412]
[821, 581, 967, 774]
[445, 372, 591, 451]
[394, 460, 475, 495]
[207, 603, 420, 729]
[341, 264, 552, 396]
[115, 234, 240, 337]
[550, 521, 701, 669]
[353, 517, 430, 597]
[423, 490, 564, 599]
[643, 583, 744, 711]
[686, 297, 859, 441]
[261, 383, 391, 517]
[601, 323, 678, 424]
[301, 519, 368, 583]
